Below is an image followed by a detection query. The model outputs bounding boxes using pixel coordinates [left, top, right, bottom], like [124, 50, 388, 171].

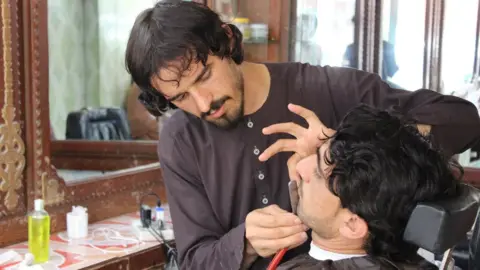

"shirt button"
[262, 196, 269, 205]
[247, 120, 253, 128]
[258, 172, 265, 180]
[253, 146, 260, 156]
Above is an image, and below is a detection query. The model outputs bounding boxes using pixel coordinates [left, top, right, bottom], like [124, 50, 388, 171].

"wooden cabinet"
[208, 0, 291, 62]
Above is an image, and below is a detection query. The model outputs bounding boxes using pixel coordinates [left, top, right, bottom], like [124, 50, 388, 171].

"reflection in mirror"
[441, 0, 478, 93]
[443, 0, 480, 169]
[292, 0, 356, 67]
[213, 0, 238, 22]
[57, 162, 160, 184]
[381, 0, 426, 90]
[47, 0, 166, 142]
[46, 0, 168, 184]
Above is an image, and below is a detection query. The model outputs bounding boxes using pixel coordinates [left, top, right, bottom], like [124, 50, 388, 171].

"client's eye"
[169, 92, 189, 102]
[176, 93, 189, 102]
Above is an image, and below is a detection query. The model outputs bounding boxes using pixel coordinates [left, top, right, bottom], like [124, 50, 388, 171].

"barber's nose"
[190, 88, 212, 113]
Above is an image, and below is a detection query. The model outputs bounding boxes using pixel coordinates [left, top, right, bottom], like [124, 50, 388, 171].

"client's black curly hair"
[324, 104, 461, 265]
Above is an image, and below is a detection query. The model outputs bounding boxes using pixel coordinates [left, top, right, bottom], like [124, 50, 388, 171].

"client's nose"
[296, 155, 318, 183]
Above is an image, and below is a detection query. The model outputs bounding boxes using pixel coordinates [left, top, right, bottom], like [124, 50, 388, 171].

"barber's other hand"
[245, 204, 309, 258]
[259, 104, 335, 181]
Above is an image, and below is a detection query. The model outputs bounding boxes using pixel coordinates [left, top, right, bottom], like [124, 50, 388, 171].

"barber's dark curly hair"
[125, 1, 244, 116]
[324, 104, 461, 265]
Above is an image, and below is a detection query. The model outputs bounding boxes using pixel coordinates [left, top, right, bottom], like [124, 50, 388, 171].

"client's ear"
[339, 213, 368, 240]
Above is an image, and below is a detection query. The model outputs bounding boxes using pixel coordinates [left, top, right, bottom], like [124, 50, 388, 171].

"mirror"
[292, 0, 356, 68]
[380, 0, 426, 90]
[47, 0, 165, 142]
[440, 0, 480, 169]
[441, 0, 478, 93]
[46, 0, 164, 183]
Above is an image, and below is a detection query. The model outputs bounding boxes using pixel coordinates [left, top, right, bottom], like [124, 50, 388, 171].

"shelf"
[243, 40, 278, 45]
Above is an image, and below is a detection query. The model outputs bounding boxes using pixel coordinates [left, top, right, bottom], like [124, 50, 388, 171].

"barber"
[125, 2, 480, 270]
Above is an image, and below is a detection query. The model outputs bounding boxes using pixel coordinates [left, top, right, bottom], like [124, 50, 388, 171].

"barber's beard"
[206, 73, 245, 130]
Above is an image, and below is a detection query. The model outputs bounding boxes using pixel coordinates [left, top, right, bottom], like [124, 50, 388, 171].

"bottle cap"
[34, 199, 44, 211]
[233, 17, 250, 24]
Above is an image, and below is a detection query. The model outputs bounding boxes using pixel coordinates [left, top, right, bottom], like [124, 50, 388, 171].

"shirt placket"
[246, 117, 271, 207]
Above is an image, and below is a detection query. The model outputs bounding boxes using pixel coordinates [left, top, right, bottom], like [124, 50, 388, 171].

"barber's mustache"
[201, 96, 230, 118]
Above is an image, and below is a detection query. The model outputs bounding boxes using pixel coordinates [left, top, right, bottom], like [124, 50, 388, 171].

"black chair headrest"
[66, 107, 131, 140]
[403, 184, 479, 254]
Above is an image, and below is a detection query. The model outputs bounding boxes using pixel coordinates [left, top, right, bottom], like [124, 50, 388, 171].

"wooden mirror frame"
[51, 140, 158, 172]
[0, 0, 165, 246]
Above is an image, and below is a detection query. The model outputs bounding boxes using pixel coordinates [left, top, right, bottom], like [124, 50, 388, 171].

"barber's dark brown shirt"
[158, 63, 480, 270]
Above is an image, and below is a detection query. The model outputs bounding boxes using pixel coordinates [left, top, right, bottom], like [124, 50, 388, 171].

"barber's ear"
[339, 213, 368, 240]
[221, 24, 235, 52]
[222, 23, 233, 38]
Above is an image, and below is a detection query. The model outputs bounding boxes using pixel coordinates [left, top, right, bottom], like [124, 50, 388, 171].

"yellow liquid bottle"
[28, 199, 50, 263]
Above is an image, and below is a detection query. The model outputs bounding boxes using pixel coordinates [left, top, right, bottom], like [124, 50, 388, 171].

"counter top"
[0, 212, 171, 269]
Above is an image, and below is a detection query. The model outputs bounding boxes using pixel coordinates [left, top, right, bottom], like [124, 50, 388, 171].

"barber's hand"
[245, 204, 309, 258]
[258, 104, 335, 181]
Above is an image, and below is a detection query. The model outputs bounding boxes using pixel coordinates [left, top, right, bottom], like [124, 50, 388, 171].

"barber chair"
[65, 107, 131, 140]
[469, 208, 480, 269]
[403, 184, 480, 269]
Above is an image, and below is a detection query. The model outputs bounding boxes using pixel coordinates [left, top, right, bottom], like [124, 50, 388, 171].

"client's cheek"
[301, 176, 311, 184]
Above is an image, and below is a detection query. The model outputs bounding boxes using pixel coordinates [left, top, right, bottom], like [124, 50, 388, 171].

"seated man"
[278, 105, 461, 269]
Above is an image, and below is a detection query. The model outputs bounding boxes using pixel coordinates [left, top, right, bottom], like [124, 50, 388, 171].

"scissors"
[267, 180, 299, 270]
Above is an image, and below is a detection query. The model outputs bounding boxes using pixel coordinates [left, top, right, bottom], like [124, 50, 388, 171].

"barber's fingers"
[246, 223, 308, 240]
[258, 139, 297, 162]
[288, 104, 321, 127]
[259, 204, 289, 215]
[247, 205, 301, 228]
[287, 153, 302, 182]
[249, 232, 308, 257]
[262, 122, 305, 138]
[247, 212, 301, 229]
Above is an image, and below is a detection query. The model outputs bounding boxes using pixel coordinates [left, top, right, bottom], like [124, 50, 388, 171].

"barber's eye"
[202, 70, 211, 81]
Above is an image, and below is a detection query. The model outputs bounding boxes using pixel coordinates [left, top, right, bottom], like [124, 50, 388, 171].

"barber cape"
[277, 243, 437, 270]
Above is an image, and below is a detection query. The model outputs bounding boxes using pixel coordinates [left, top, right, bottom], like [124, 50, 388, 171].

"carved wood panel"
[0, 0, 26, 218]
